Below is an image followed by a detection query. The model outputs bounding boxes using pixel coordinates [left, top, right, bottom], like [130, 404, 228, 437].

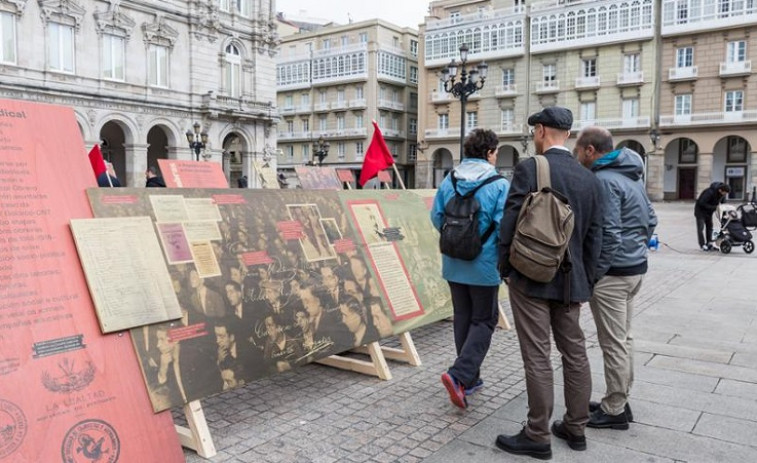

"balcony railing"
[312, 42, 367, 58]
[383, 129, 404, 138]
[279, 105, 296, 115]
[295, 105, 311, 113]
[278, 131, 311, 140]
[720, 60, 752, 77]
[377, 99, 405, 111]
[495, 84, 518, 97]
[662, 0, 757, 35]
[572, 117, 651, 130]
[348, 99, 366, 108]
[668, 66, 698, 81]
[332, 100, 348, 110]
[426, 6, 525, 31]
[425, 128, 457, 139]
[617, 71, 644, 86]
[534, 81, 560, 93]
[496, 123, 524, 135]
[313, 102, 330, 111]
[430, 91, 453, 103]
[660, 110, 757, 126]
[575, 76, 601, 89]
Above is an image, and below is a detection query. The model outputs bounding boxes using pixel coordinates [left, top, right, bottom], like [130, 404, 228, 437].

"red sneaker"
[441, 372, 468, 409]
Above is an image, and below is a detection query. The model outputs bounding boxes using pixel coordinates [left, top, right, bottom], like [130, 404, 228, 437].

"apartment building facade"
[417, 0, 756, 202]
[275, 20, 419, 187]
[0, 0, 278, 187]
[659, 0, 757, 200]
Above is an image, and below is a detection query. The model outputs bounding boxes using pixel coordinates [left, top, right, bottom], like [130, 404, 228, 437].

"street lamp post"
[311, 136, 330, 166]
[186, 122, 209, 161]
[441, 44, 488, 158]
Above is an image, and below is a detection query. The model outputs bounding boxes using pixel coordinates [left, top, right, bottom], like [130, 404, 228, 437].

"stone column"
[697, 152, 714, 196]
[242, 151, 256, 189]
[415, 159, 433, 189]
[646, 152, 664, 201]
[167, 146, 193, 161]
[123, 143, 149, 188]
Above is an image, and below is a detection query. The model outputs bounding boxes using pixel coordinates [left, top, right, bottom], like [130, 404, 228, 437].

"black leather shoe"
[495, 428, 552, 460]
[550, 421, 587, 451]
[589, 401, 634, 422]
[587, 408, 629, 430]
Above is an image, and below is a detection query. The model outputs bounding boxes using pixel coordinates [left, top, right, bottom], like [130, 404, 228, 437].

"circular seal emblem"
[61, 419, 120, 463]
[0, 398, 27, 459]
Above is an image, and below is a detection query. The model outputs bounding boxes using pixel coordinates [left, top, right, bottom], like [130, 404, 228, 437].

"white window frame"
[409, 118, 417, 135]
[727, 40, 746, 63]
[319, 115, 327, 131]
[1, 11, 17, 65]
[438, 114, 449, 130]
[622, 98, 639, 119]
[582, 58, 597, 77]
[580, 102, 596, 121]
[675, 94, 692, 115]
[224, 43, 242, 97]
[543, 64, 557, 82]
[501, 109, 514, 131]
[302, 144, 310, 162]
[502, 68, 515, 86]
[676, 47, 693, 68]
[623, 53, 640, 73]
[48, 22, 75, 73]
[336, 113, 345, 130]
[102, 34, 125, 81]
[355, 112, 364, 128]
[148, 44, 169, 87]
[466, 111, 478, 130]
[725, 90, 744, 112]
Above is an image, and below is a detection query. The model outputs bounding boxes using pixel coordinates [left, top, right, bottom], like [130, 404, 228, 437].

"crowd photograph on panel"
[2, 0, 757, 462]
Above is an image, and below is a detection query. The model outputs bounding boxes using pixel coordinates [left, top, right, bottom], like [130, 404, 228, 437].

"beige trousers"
[589, 274, 643, 416]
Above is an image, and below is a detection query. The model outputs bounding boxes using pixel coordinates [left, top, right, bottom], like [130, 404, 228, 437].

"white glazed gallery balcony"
[495, 84, 518, 97]
[720, 60, 752, 77]
[575, 76, 600, 89]
[668, 66, 698, 81]
[572, 117, 651, 130]
[534, 80, 560, 93]
[662, 0, 757, 36]
[278, 131, 311, 140]
[660, 110, 757, 127]
[617, 71, 644, 86]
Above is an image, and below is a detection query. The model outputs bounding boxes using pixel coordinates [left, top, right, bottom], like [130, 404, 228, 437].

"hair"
[463, 129, 499, 159]
[341, 297, 367, 325]
[718, 184, 731, 193]
[576, 126, 614, 154]
[147, 166, 159, 175]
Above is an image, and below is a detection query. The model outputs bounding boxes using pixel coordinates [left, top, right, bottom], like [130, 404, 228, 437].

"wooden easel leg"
[351, 332, 422, 366]
[175, 400, 217, 458]
[497, 301, 512, 330]
[316, 341, 392, 380]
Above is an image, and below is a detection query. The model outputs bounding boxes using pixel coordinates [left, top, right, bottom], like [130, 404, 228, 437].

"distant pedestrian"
[237, 175, 248, 188]
[145, 166, 166, 187]
[97, 161, 121, 187]
[496, 107, 603, 459]
[430, 128, 509, 409]
[574, 126, 657, 431]
[695, 182, 730, 251]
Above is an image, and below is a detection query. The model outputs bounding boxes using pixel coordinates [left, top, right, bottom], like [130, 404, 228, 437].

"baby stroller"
[715, 203, 755, 254]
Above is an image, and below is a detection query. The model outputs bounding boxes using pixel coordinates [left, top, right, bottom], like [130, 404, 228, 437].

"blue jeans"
[447, 282, 499, 387]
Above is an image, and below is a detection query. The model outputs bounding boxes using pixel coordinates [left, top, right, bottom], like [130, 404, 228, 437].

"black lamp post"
[649, 128, 661, 152]
[312, 136, 330, 166]
[186, 122, 209, 161]
[441, 44, 488, 158]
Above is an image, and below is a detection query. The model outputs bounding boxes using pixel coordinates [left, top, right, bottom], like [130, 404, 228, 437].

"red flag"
[88, 144, 107, 178]
[359, 121, 395, 186]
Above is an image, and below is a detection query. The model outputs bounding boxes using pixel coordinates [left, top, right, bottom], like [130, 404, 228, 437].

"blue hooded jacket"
[431, 158, 509, 286]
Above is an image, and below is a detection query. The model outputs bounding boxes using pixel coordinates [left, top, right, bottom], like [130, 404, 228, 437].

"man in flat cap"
[496, 106, 604, 459]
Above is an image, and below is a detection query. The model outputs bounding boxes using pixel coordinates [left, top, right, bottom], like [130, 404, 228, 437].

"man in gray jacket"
[574, 126, 657, 430]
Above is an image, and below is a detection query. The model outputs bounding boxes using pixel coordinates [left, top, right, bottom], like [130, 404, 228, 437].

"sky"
[276, 0, 430, 29]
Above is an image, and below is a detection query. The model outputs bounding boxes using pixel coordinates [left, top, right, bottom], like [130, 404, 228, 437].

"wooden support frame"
[497, 301, 512, 330]
[176, 400, 217, 458]
[316, 331, 422, 379]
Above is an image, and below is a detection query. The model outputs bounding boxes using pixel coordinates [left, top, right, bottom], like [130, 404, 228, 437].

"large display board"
[158, 159, 229, 188]
[87, 188, 451, 411]
[0, 99, 183, 461]
[294, 166, 343, 190]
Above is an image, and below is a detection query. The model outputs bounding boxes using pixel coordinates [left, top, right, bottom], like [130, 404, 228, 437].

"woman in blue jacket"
[431, 128, 509, 409]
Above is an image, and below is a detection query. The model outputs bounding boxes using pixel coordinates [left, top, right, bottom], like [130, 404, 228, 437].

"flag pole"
[391, 164, 406, 190]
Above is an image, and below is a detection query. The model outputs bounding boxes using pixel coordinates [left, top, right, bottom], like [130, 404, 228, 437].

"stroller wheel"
[744, 241, 754, 254]
[720, 241, 732, 254]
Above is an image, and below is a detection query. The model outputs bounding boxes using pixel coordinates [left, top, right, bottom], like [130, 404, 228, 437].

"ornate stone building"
[0, 0, 279, 187]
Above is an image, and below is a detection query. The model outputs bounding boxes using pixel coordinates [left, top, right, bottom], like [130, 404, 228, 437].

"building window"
[582, 58, 597, 77]
[678, 139, 697, 163]
[392, 36, 399, 47]
[410, 66, 418, 84]
[102, 34, 125, 80]
[438, 113, 449, 130]
[622, 98, 639, 119]
[1, 12, 17, 64]
[466, 111, 478, 130]
[319, 90, 327, 103]
[300, 93, 309, 106]
[410, 39, 418, 57]
[355, 85, 364, 99]
[408, 144, 417, 162]
[676, 47, 693, 68]
[623, 53, 640, 73]
[726, 41, 746, 63]
[359, 32, 368, 43]
[501, 109, 514, 131]
[48, 22, 75, 73]
[725, 90, 744, 112]
[337, 142, 346, 159]
[450, 11, 462, 22]
[319, 115, 327, 131]
[341, 35, 349, 47]
[286, 145, 294, 159]
[675, 94, 692, 115]
[224, 44, 242, 97]
[580, 102, 596, 121]
[379, 113, 387, 129]
[148, 44, 169, 87]
[284, 95, 293, 108]
[543, 64, 556, 83]
[502, 68, 515, 86]
[337, 89, 345, 102]
[302, 145, 310, 162]
[356, 141, 364, 156]
[355, 112, 364, 128]
[726, 136, 747, 162]
[301, 119, 309, 132]
[337, 113, 345, 130]
[322, 38, 330, 50]
[391, 114, 400, 131]
[409, 118, 417, 135]
[286, 120, 294, 133]
[410, 92, 418, 108]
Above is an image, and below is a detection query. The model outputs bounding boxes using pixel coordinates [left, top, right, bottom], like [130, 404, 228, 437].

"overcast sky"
[276, 0, 430, 29]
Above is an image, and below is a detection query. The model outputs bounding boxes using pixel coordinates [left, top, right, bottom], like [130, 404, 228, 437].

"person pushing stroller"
[695, 182, 730, 251]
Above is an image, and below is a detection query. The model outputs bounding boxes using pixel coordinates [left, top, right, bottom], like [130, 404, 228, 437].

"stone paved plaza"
[179, 202, 757, 462]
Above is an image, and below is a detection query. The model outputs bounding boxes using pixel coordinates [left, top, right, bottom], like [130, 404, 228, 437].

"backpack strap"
[534, 156, 551, 191]
[475, 175, 505, 243]
[451, 172, 503, 198]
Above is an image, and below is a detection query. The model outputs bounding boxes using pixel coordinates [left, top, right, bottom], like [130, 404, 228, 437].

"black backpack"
[439, 174, 504, 261]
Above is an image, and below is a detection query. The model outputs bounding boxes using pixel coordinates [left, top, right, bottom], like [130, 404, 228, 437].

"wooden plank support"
[176, 400, 217, 459]
[351, 331, 421, 366]
[497, 301, 512, 330]
[316, 340, 392, 380]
